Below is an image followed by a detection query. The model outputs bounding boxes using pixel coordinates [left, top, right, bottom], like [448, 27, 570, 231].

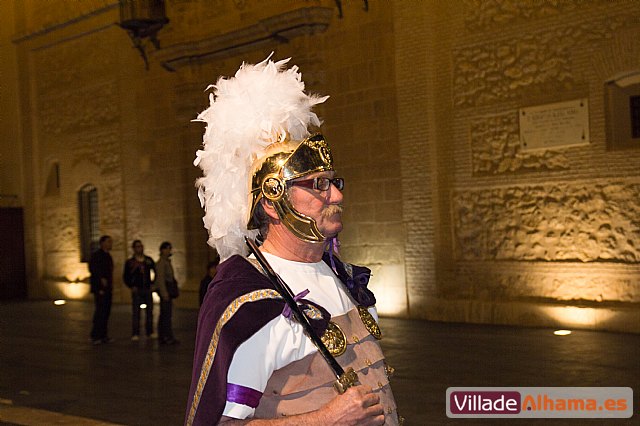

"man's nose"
[329, 182, 343, 203]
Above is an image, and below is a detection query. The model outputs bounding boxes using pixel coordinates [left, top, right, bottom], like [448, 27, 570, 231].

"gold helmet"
[248, 134, 334, 243]
[194, 55, 330, 260]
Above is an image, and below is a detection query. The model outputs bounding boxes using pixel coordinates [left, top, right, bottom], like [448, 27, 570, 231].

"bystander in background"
[198, 257, 219, 306]
[123, 240, 156, 341]
[155, 241, 179, 345]
[89, 235, 114, 345]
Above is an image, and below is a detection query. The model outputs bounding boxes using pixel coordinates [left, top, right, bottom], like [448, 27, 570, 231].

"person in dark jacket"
[89, 235, 114, 345]
[198, 257, 219, 306]
[123, 240, 156, 341]
[156, 241, 178, 345]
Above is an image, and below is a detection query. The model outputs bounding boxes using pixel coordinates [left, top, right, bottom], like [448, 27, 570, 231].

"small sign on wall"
[519, 99, 590, 152]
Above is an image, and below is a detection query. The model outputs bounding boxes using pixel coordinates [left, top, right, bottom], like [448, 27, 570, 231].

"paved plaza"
[0, 300, 638, 425]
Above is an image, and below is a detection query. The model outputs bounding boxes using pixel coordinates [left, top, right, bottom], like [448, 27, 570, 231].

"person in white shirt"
[185, 56, 400, 426]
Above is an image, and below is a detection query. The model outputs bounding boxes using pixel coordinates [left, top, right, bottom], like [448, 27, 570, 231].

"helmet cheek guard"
[272, 197, 325, 243]
[248, 134, 334, 243]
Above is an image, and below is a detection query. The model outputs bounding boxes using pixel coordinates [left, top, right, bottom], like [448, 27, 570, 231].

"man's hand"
[218, 385, 385, 426]
[319, 385, 385, 426]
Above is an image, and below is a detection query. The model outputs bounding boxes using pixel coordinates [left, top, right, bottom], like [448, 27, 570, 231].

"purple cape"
[185, 253, 373, 425]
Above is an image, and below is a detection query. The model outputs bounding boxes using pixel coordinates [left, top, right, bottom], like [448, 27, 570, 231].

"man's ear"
[260, 198, 279, 221]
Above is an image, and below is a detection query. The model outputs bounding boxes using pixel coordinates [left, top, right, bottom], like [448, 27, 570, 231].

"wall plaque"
[519, 99, 589, 151]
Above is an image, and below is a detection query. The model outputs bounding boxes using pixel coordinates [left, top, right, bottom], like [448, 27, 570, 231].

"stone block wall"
[425, 0, 640, 332]
[8, 0, 407, 311]
[5, 0, 640, 332]
[392, 1, 435, 318]
[11, 1, 195, 304]
[153, 0, 406, 313]
[19, 8, 128, 302]
[0, 0, 22, 209]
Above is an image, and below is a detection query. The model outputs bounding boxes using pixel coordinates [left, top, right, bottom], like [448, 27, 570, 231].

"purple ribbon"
[346, 271, 370, 292]
[281, 289, 310, 319]
[345, 266, 375, 307]
[226, 383, 263, 408]
[328, 237, 340, 275]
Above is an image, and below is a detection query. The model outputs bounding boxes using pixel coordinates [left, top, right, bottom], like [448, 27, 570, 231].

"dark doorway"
[0, 208, 27, 299]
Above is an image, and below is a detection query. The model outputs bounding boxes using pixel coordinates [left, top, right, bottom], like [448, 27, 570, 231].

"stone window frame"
[605, 70, 640, 150]
[44, 161, 60, 197]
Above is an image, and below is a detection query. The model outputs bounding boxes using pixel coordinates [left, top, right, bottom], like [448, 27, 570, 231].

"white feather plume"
[194, 55, 328, 260]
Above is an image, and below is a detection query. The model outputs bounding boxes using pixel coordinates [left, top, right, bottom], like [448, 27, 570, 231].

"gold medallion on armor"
[384, 360, 395, 378]
[357, 306, 382, 340]
[321, 321, 347, 356]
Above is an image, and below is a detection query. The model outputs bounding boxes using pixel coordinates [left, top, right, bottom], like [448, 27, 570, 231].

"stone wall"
[430, 0, 640, 332]
[152, 0, 406, 312]
[0, 0, 22, 208]
[453, 182, 640, 264]
[392, 2, 436, 318]
[8, 0, 406, 311]
[5, 0, 640, 332]
[19, 7, 127, 301]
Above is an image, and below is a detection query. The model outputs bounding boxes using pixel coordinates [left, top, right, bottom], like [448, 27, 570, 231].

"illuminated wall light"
[64, 264, 90, 283]
[64, 274, 89, 283]
[58, 282, 91, 299]
[540, 305, 618, 328]
[553, 329, 572, 336]
[367, 263, 407, 316]
[53, 299, 66, 306]
[140, 304, 147, 309]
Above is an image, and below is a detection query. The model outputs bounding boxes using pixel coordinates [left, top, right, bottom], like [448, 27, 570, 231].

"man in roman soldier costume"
[186, 56, 400, 425]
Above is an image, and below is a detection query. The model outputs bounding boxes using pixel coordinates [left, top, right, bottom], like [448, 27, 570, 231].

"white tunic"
[223, 253, 377, 419]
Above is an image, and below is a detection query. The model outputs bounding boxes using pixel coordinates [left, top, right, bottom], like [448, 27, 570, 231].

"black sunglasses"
[288, 177, 345, 191]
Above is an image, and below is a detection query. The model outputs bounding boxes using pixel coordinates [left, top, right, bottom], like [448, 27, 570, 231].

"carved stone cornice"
[154, 6, 333, 72]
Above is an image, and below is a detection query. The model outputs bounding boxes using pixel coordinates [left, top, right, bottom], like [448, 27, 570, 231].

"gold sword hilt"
[333, 367, 359, 394]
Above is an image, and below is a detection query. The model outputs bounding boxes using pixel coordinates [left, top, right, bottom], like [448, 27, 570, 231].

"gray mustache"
[322, 204, 343, 218]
